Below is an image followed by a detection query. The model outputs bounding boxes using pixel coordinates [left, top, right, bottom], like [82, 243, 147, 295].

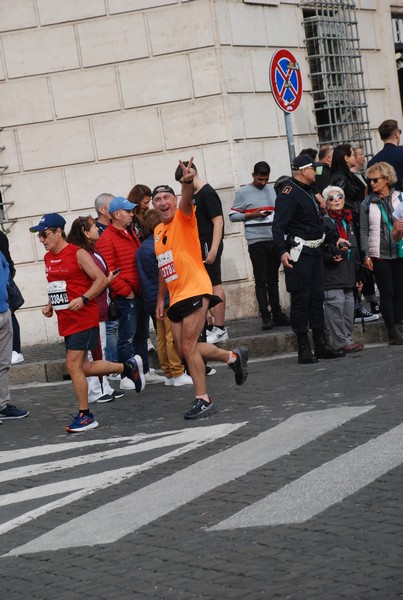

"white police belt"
[290, 234, 325, 262]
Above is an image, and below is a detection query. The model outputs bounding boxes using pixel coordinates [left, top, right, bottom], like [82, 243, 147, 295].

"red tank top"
[44, 244, 99, 337]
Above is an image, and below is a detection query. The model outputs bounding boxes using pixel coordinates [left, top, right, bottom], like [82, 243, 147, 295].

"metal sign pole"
[284, 113, 296, 163]
[269, 49, 302, 166]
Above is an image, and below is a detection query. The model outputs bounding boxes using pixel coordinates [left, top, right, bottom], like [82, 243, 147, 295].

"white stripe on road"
[0, 427, 240, 482]
[0, 423, 245, 537]
[6, 406, 372, 556]
[210, 422, 403, 530]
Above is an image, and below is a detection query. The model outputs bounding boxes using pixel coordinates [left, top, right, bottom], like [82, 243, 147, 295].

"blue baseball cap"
[108, 196, 137, 214]
[29, 213, 66, 232]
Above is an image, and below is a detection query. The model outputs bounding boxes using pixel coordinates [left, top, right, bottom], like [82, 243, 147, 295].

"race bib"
[47, 280, 69, 310]
[157, 250, 178, 283]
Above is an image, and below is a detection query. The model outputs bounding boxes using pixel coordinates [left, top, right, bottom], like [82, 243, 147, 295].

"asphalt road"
[1, 344, 403, 599]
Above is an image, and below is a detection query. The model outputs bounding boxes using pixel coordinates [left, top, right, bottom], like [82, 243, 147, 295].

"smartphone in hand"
[112, 268, 121, 275]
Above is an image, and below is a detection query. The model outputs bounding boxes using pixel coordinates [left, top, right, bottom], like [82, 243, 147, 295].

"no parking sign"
[269, 49, 302, 113]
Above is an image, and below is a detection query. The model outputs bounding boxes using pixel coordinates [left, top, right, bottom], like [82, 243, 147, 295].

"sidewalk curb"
[9, 321, 387, 386]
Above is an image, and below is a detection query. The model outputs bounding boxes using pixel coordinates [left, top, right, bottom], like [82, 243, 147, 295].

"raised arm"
[178, 156, 196, 216]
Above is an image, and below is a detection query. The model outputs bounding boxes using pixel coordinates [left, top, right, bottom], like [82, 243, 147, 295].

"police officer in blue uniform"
[273, 154, 346, 364]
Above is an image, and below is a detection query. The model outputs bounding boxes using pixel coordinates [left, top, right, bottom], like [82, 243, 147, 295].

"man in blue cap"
[96, 198, 162, 390]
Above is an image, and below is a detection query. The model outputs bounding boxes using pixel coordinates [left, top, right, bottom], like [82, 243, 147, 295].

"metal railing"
[301, 0, 373, 157]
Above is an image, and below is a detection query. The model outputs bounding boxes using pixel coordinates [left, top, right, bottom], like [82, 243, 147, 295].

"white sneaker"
[173, 372, 193, 386]
[144, 368, 165, 384]
[206, 327, 229, 344]
[107, 372, 121, 381]
[165, 377, 174, 386]
[120, 377, 135, 390]
[11, 351, 24, 364]
[147, 338, 155, 351]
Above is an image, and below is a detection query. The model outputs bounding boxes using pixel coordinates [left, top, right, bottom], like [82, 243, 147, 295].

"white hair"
[322, 185, 344, 201]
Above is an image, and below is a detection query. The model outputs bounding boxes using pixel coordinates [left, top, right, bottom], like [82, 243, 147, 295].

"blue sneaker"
[184, 398, 215, 420]
[66, 412, 99, 433]
[125, 354, 145, 393]
[229, 346, 249, 385]
[0, 403, 29, 419]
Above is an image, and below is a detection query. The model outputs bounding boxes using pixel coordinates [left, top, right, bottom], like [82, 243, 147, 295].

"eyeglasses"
[368, 177, 385, 184]
[37, 229, 55, 240]
[327, 194, 344, 201]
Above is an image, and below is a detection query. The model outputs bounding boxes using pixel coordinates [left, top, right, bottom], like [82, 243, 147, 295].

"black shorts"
[167, 295, 222, 323]
[202, 241, 223, 287]
[64, 326, 99, 351]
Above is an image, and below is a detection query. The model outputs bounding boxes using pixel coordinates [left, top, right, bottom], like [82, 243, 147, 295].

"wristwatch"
[81, 295, 90, 305]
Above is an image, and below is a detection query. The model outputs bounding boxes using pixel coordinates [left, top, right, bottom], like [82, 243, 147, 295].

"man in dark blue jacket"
[0, 251, 29, 422]
[367, 119, 403, 191]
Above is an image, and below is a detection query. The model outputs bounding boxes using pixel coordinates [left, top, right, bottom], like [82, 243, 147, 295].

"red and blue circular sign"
[269, 49, 302, 113]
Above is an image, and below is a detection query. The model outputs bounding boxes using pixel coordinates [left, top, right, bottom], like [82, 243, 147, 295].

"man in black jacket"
[273, 155, 346, 364]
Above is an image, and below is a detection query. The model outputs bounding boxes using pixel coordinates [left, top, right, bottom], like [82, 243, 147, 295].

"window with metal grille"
[301, 0, 372, 157]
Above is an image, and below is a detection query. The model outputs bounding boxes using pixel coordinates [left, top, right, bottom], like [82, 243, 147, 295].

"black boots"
[297, 333, 318, 364]
[312, 330, 345, 359]
[261, 312, 273, 330]
[387, 326, 403, 345]
[272, 310, 291, 327]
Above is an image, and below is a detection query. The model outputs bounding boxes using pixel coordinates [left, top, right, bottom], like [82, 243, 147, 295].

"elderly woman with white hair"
[322, 185, 365, 352]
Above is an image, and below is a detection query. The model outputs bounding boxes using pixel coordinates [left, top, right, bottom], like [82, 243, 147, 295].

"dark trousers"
[248, 240, 281, 318]
[284, 252, 325, 334]
[372, 259, 403, 327]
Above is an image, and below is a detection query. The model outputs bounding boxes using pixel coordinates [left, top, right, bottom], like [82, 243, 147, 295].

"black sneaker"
[354, 307, 379, 323]
[183, 398, 215, 420]
[112, 390, 125, 400]
[0, 403, 29, 419]
[229, 346, 248, 385]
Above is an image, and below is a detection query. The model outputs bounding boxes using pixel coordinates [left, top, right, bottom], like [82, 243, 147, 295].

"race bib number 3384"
[47, 280, 69, 310]
[157, 250, 178, 283]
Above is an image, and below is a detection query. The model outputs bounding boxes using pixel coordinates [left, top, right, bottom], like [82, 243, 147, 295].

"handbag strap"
[376, 202, 393, 232]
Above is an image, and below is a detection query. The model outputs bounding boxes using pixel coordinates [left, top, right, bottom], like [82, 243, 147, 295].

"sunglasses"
[327, 194, 344, 201]
[368, 177, 385, 184]
[37, 229, 56, 240]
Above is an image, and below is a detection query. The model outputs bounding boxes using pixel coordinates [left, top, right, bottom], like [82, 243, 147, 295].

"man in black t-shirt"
[175, 161, 227, 343]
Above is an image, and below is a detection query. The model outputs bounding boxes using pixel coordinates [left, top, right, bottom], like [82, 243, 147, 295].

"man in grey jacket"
[229, 161, 289, 330]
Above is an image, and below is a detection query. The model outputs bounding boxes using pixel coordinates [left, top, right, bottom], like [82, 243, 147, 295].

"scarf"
[328, 208, 353, 240]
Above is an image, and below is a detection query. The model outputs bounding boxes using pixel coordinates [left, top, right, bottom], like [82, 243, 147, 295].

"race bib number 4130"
[47, 280, 69, 310]
[157, 250, 178, 283]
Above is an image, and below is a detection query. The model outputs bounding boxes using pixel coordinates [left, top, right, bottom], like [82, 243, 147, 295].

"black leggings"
[372, 259, 403, 327]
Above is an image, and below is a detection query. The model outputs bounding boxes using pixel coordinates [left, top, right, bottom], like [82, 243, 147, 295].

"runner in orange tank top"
[152, 158, 249, 420]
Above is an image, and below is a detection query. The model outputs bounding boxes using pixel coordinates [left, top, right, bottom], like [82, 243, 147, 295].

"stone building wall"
[0, 0, 401, 344]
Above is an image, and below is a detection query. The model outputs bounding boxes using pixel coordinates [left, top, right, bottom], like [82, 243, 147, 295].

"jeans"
[105, 319, 118, 362]
[115, 296, 149, 372]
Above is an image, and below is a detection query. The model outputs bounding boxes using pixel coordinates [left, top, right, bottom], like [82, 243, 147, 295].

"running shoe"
[107, 373, 121, 381]
[11, 351, 24, 364]
[125, 355, 145, 393]
[0, 403, 29, 419]
[206, 366, 216, 376]
[229, 346, 249, 385]
[173, 372, 193, 386]
[144, 368, 165, 384]
[66, 412, 98, 433]
[183, 398, 215, 420]
[207, 327, 229, 344]
[112, 390, 125, 399]
[95, 393, 114, 404]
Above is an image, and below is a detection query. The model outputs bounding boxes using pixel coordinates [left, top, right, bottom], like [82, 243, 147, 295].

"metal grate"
[301, 0, 373, 157]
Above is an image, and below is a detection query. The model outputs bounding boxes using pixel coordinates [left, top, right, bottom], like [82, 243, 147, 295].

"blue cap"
[29, 213, 66, 232]
[108, 196, 137, 214]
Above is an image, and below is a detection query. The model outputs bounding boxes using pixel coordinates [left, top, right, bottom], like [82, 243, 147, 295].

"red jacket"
[95, 224, 141, 299]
